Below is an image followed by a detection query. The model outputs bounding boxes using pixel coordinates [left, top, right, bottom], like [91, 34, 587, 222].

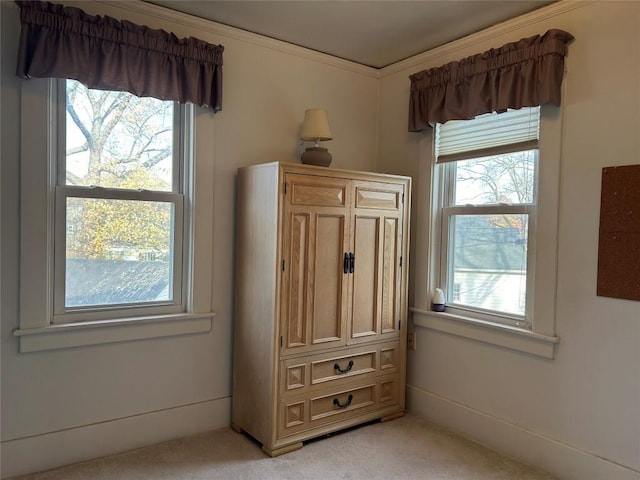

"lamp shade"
[300, 109, 332, 141]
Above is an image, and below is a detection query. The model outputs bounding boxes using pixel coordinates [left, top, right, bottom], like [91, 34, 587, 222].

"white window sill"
[410, 307, 559, 359]
[13, 312, 215, 353]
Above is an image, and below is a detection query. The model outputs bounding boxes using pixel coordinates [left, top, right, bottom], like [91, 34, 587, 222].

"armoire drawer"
[278, 375, 401, 438]
[280, 342, 400, 394]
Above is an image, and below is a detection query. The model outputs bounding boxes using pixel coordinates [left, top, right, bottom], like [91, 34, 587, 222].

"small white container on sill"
[432, 288, 445, 312]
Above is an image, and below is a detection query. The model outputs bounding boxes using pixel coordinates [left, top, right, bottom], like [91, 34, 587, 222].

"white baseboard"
[1, 397, 231, 479]
[406, 385, 640, 480]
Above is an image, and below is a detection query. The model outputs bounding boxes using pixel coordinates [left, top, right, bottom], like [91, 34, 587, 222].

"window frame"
[15, 78, 215, 353]
[410, 104, 562, 359]
[437, 149, 539, 329]
[52, 80, 188, 323]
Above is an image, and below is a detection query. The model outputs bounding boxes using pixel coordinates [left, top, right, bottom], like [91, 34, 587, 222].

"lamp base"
[301, 147, 332, 167]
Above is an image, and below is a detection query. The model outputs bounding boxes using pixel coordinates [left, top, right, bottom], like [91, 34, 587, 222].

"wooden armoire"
[232, 161, 411, 456]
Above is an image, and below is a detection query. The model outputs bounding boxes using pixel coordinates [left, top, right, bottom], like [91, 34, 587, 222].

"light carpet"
[9, 413, 557, 479]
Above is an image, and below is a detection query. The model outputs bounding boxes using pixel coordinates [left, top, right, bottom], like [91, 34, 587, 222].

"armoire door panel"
[381, 217, 399, 334]
[285, 212, 310, 348]
[355, 186, 400, 211]
[351, 216, 379, 339]
[289, 175, 348, 207]
[311, 214, 346, 346]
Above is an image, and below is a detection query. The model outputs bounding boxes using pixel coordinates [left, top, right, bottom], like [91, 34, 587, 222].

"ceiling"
[148, 0, 555, 68]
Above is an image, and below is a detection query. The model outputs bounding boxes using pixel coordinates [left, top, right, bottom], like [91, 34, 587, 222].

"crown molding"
[94, 1, 380, 79]
[380, 0, 593, 78]
[71, 1, 592, 81]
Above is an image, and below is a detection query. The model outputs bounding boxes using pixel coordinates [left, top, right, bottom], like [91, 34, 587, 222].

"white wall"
[0, 1, 379, 477]
[378, 2, 640, 479]
[4, 1, 640, 479]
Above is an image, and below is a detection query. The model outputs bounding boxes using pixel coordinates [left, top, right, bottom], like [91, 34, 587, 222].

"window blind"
[435, 107, 540, 163]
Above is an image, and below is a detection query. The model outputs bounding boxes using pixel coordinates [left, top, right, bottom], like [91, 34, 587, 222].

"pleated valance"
[15, 1, 224, 111]
[408, 29, 574, 131]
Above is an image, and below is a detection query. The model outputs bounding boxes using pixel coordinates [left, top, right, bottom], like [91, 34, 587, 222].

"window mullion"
[58, 185, 182, 202]
[171, 196, 184, 307]
[179, 104, 194, 311]
[443, 204, 533, 216]
[439, 208, 451, 298]
[56, 79, 67, 186]
[172, 102, 182, 193]
[525, 206, 537, 324]
[443, 162, 456, 206]
[53, 187, 68, 316]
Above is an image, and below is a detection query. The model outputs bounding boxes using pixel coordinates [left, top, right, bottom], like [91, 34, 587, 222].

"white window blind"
[436, 107, 540, 163]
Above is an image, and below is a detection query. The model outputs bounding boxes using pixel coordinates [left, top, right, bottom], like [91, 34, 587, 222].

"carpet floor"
[9, 413, 557, 479]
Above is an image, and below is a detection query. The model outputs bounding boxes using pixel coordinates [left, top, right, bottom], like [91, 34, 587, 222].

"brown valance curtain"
[15, 1, 224, 111]
[408, 29, 574, 132]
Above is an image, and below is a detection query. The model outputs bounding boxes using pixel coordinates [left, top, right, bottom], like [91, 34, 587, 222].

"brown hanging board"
[597, 164, 640, 301]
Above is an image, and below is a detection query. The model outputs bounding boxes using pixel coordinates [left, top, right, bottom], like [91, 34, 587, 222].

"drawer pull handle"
[333, 360, 354, 374]
[333, 394, 353, 409]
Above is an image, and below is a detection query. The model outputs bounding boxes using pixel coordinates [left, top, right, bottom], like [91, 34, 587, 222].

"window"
[435, 107, 540, 327]
[16, 78, 215, 352]
[410, 105, 561, 359]
[54, 80, 187, 323]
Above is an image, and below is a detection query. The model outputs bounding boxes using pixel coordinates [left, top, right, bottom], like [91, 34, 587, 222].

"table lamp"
[300, 108, 333, 167]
